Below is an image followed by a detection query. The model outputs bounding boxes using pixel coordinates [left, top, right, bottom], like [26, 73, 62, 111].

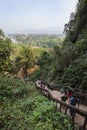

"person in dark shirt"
[69, 95, 77, 116]
[61, 88, 68, 102]
[69, 95, 80, 116]
[76, 96, 80, 108]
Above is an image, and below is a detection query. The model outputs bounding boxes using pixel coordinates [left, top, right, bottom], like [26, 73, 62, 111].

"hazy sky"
[0, 0, 78, 33]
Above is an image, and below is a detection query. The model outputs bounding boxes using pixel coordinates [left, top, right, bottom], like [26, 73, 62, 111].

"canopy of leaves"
[64, 0, 87, 43]
[0, 77, 72, 130]
[0, 31, 12, 72]
[8, 34, 63, 48]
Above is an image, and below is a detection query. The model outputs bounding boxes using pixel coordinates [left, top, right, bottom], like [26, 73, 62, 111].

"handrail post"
[65, 107, 68, 114]
[72, 114, 75, 123]
[55, 102, 57, 109]
[48, 94, 50, 100]
[60, 104, 61, 111]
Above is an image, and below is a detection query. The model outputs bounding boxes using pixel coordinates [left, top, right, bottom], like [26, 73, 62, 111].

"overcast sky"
[0, 0, 78, 34]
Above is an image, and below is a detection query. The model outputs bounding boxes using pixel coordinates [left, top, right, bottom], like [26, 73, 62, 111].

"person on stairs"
[69, 95, 77, 116]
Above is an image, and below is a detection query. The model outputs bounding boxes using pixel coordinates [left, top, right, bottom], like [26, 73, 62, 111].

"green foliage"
[32, 47, 49, 58]
[52, 39, 87, 91]
[38, 51, 51, 66]
[15, 45, 35, 77]
[33, 37, 87, 92]
[0, 77, 72, 130]
[64, 0, 87, 43]
[30, 50, 54, 81]
[0, 28, 4, 38]
[0, 36, 12, 72]
[20, 46, 34, 64]
[8, 34, 63, 48]
[30, 103, 71, 130]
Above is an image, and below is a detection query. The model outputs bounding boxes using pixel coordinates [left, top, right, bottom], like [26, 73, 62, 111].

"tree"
[64, 12, 75, 35]
[38, 51, 50, 67]
[64, 0, 87, 43]
[19, 46, 35, 78]
[0, 31, 12, 72]
[0, 28, 4, 38]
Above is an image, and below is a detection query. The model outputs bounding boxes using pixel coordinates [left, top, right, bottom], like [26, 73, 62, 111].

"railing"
[41, 81, 87, 98]
[64, 86, 87, 98]
[36, 81, 87, 130]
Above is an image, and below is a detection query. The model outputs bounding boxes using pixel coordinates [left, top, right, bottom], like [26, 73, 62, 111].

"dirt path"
[36, 80, 87, 129]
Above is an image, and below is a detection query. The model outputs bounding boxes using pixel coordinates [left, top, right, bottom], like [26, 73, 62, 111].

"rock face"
[17, 65, 38, 78]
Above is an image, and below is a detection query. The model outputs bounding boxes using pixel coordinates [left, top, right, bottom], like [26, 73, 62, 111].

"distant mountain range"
[6, 26, 64, 35]
[24, 28, 63, 35]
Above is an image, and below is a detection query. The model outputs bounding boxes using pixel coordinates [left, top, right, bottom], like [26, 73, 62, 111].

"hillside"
[30, 0, 87, 93]
[0, 0, 87, 93]
[0, 0, 87, 129]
